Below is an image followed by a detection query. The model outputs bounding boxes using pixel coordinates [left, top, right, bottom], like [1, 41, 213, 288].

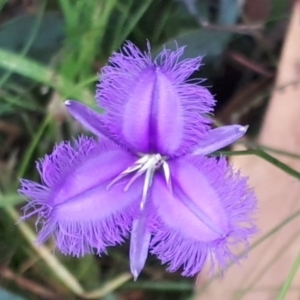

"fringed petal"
[192, 125, 248, 155]
[19, 136, 141, 256]
[150, 156, 257, 276]
[96, 41, 215, 156]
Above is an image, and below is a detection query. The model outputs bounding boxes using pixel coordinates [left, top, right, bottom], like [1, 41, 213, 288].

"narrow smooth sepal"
[192, 124, 248, 155]
[65, 100, 120, 145]
[129, 214, 151, 281]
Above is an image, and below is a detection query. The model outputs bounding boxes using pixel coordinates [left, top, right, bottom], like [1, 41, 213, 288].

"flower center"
[107, 153, 172, 210]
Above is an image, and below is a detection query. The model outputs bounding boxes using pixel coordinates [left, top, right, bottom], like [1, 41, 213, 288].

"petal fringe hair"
[150, 155, 258, 276]
[96, 41, 216, 156]
[19, 136, 138, 256]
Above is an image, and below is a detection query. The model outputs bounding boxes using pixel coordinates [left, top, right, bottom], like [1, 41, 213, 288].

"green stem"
[214, 149, 300, 180]
[239, 141, 300, 160]
[122, 280, 193, 291]
[235, 231, 300, 300]
[195, 207, 300, 297]
[277, 250, 300, 300]
[4, 205, 84, 295]
[17, 114, 52, 182]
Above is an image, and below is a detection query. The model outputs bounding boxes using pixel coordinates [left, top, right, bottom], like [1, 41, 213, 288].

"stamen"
[106, 156, 150, 190]
[162, 161, 172, 195]
[107, 153, 173, 210]
[141, 168, 155, 210]
[124, 168, 146, 191]
[124, 155, 158, 191]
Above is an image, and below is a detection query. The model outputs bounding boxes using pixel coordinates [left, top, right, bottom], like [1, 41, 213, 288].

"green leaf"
[162, 29, 231, 62]
[0, 48, 94, 104]
[111, 0, 153, 51]
[214, 149, 300, 180]
[0, 11, 64, 64]
[277, 250, 300, 300]
[0, 194, 24, 207]
[0, 103, 13, 115]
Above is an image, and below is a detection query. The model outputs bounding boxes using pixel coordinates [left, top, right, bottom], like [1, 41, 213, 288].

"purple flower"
[19, 42, 257, 279]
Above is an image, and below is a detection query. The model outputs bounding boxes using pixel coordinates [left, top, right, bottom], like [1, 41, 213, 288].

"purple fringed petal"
[19, 137, 141, 256]
[150, 156, 257, 276]
[192, 125, 248, 155]
[96, 41, 215, 156]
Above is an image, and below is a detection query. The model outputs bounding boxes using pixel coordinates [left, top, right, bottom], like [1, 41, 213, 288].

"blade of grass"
[4, 205, 84, 295]
[7, 202, 135, 298]
[238, 140, 300, 159]
[112, 0, 134, 51]
[152, 5, 172, 44]
[277, 250, 300, 300]
[81, 273, 132, 299]
[257, 145, 300, 160]
[5, 199, 133, 299]
[214, 149, 300, 180]
[194, 207, 300, 298]
[2, 92, 44, 112]
[77, 75, 98, 89]
[58, 0, 78, 28]
[0, 193, 24, 207]
[235, 230, 300, 299]
[59, 0, 117, 82]
[77, 0, 117, 81]
[0, 0, 46, 87]
[122, 280, 193, 291]
[112, 0, 153, 51]
[0, 48, 94, 104]
[16, 114, 51, 182]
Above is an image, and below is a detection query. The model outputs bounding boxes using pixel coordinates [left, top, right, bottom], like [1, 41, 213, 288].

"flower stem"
[214, 149, 300, 180]
[277, 250, 300, 300]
